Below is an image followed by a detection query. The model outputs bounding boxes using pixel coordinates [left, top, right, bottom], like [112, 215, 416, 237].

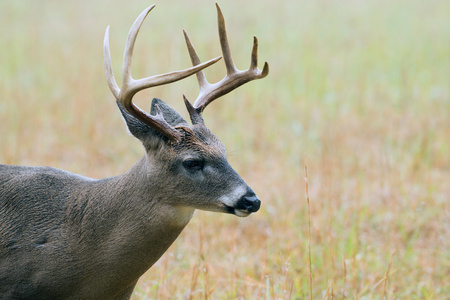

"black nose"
[236, 192, 261, 213]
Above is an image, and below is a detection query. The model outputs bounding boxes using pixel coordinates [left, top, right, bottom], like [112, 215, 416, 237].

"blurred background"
[1, 0, 448, 298]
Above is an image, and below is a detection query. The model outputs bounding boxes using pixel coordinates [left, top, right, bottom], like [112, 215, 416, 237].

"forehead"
[175, 124, 226, 157]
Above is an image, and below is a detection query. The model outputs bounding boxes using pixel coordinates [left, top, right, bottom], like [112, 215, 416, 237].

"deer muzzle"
[236, 192, 261, 213]
[224, 190, 261, 217]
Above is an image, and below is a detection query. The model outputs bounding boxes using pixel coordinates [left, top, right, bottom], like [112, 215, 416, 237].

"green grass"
[1, 0, 449, 298]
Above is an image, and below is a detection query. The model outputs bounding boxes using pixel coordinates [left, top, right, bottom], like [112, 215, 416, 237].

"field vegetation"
[1, 0, 448, 298]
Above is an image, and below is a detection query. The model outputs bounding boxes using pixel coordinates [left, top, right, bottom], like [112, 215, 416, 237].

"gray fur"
[0, 98, 259, 299]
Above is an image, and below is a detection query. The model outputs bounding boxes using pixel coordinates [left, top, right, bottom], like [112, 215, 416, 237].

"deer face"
[106, 3, 267, 218]
[119, 98, 260, 217]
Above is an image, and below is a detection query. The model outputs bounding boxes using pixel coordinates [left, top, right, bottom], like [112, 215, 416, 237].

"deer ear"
[117, 99, 188, 145]
[150, 98, 188, 126]
[117, 101, 156, 142]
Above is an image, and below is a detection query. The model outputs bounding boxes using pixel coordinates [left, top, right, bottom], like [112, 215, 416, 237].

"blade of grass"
[304, 159, 313, 300]
[382, 250, 395, 299]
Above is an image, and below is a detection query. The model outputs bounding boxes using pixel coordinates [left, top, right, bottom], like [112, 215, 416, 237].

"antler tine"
[250, 36, 270, 77]
[103, 5, 221, 142]
[216, 3, 238, 75]
[103, 26, 120, 99]
[183, 30, 209, 88]
[185, 2, 269, 121]
[122, 5, 156, 85]
[182, 29, 215, 124]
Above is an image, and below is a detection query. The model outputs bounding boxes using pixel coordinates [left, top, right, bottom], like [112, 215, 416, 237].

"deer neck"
[68, 156, 194, 281]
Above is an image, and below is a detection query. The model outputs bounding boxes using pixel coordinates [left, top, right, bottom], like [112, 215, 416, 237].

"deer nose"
[236, 192, 261, 213]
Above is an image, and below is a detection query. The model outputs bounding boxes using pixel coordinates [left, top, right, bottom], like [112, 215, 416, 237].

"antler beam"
[103, 5, 222, 141]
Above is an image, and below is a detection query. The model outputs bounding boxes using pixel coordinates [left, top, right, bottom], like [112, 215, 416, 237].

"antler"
[183, 3, 269, 124]
[104, 5, 222, 142]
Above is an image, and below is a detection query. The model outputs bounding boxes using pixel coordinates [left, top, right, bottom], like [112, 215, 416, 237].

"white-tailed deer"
[0, 3, 268, 299]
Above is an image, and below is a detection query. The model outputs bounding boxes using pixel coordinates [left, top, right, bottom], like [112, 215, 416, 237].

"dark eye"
[183, 159, 204, 172]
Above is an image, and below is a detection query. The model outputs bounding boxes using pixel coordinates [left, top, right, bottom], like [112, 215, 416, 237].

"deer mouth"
[224, 205, 252, 217]
[233, 209, 252, 217]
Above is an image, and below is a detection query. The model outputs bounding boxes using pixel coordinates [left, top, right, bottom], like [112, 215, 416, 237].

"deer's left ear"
[150, 98, 188, 127]
[117, 99, 188, 146]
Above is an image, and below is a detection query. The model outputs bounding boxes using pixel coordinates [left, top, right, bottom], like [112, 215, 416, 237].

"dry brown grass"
[1, 0, 449, 298]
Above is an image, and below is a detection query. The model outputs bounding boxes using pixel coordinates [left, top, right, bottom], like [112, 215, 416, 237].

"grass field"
[1, 0, 449, 298]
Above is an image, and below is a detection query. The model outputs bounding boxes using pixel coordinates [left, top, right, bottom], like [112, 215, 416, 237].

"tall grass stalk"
[304, 160, 313, 300]
[382, 250, 395, 300]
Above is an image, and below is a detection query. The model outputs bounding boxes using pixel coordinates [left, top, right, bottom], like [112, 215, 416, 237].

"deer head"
[103, 3, 268, 217]
[0, 4, 269, 299]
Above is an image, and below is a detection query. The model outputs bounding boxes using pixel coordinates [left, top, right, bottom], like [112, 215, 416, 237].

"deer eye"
[183, 159, 204, 172]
